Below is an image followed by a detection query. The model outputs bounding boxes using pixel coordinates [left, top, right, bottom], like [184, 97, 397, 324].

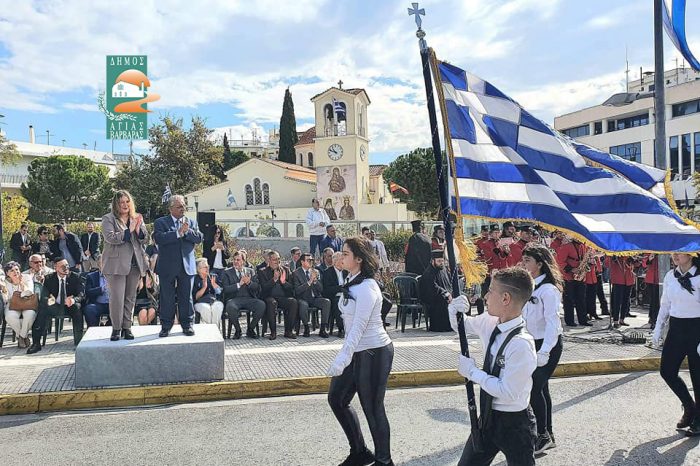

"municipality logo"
[99, 55, 160, 140]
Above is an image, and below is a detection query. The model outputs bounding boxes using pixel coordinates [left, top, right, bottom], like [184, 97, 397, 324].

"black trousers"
[595, 274, 609, 314]
[32, 303, 84, 345]
[263, 296, 297, 334]
[660, 317, 700, 409]
[563, 280, 587, 325]
[458, 408, 536, 466]
[647, 284, 660, 326]
[328, 343, 394, 464]
[585, 284, 599, 319]
[611, 284, 632, 322]
[531, 337, 563, 436]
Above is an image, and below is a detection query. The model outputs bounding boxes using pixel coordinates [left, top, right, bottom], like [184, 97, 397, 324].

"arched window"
[245, 184, 254, 205]
[308, 152, 314, 168]
[296, 224, 304, 237]
[262, 183, 270, 204]
[336, 102, 347, 136]
[297, 153, 303, 165]
[253, 178, 262, 204]
[323, 104, 335, 136]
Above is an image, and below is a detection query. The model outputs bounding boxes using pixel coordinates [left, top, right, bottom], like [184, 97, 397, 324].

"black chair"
[393, 275, 423, 332]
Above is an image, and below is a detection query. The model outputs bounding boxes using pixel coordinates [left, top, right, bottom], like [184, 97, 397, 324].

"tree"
[222, 133, 249, 173]
[383, 147, 440, 217]
[21, 156, 113, 223]
[278, 88, 298, 164]
[1, 192, 29, 248]
[0, 132, 20, 165]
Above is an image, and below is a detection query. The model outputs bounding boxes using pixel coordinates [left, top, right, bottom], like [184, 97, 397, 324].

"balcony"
[0, 173, 28, 187]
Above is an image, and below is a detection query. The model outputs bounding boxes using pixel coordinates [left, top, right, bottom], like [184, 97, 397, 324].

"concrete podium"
[75, 324, 224, 388]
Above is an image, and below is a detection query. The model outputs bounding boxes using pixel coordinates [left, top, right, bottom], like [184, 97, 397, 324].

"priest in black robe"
[405, 220, 432, 275]
[419, 249, 453, 332]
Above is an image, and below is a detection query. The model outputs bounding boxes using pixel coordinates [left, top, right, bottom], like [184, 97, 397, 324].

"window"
[594, 121, 602, 135]
[253, 178, 262, 204]
[614, 112, 649, 130]
[295, 224, 304, 237]
[609, 142, 641, 162]
[672, 98, 700, 117]
[670, 136, 679, 178]
[607, 120, 615, 133]
[245, 184, 254, 205]
[262, 183, 270, 204]
[297, 153, 303, 165]
[308, 152, 314, 167]
[682, 133, 692, 178]
[562, 124, 589, 138]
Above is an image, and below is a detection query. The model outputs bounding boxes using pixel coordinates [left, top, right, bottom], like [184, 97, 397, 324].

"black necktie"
[483, 326, 502, 372]
[306, 270, 311, 280]
[60, 278, 66, 306]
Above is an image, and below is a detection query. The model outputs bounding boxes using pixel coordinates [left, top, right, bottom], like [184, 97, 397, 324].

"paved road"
[1, 371, 699, 465]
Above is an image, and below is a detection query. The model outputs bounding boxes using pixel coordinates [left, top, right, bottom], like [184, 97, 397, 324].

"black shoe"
[547, 432, 557, 450]
[580, 322, 593, 327]
[111, 330, 121, 341]
[601, 311, 610, 315]
[303, 324, 310, 337]
[338, 448, 375, 466]
[627, 313, 638, 318]
[591, 315, 603, 320]
[565, 322, 577, 327]
[284, 331, 297, 339]
[687, 417, 700, 436]
[534, 433, 554, 455]
[319, 325, 329, 338]
[233, 330, 242, 340]
[338, 329, 345, 338]
[371, 461, 394, 466]
[268, 332, 277, 341]
[182, 327, 195, 336]
[246, 328, 258, 339]
[26, 343, 42, 354]
[159, 328, 170, 338]
[122, 329, 134, 340]
[619, 321, 630, 326]
[678, 404, 696, 429]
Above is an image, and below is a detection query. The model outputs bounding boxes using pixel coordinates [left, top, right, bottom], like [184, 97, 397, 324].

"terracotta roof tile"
[295, 126, 316, 147]
[369, 164, 387, 176]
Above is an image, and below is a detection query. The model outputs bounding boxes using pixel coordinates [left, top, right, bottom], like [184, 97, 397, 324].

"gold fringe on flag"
[453, 224, 488, 287]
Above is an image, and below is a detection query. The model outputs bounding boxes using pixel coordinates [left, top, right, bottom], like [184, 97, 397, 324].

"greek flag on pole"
[162, 184, 172, 204]
[436, 59, 700, 253]
[333, 97, 346, 119]
[663, 0, 700, 71]
[227, 188, 237, 207]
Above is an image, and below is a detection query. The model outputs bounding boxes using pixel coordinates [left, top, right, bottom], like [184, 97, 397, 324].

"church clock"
[328, 143, 343, 161]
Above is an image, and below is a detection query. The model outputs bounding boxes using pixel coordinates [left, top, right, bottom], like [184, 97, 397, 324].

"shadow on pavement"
[553, 372, 646, 414]
[603, 433, 699, 466]
[426, 407, 469, 425]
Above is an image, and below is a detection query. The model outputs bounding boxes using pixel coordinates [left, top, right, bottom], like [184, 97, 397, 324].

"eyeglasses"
[30, 260, 42, 264]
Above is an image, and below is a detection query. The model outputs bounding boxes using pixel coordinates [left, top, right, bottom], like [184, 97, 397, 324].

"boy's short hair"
[491, 267, 534, 307]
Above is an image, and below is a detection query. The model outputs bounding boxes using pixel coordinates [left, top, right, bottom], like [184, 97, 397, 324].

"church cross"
[337, 79, 343, 89]
[407, 3, 425, 29]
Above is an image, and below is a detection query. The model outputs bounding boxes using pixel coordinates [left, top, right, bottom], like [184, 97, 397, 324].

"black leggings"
[660, 317, 700, 409]
[328, 343, 394, 463]
[530, 336, 563, 436]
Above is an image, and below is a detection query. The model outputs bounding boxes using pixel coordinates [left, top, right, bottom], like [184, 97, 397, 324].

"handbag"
[9, 290, 39, 312]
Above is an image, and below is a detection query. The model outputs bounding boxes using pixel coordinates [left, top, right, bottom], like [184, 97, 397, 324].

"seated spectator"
[292, 253, 331, 338]
[28, 256, 85, 353]
[258, 250, 298, 339]
[193, 258, 224, 330]
[49, 224, 83, 272]
[220, 251, 267, 339]
[319, 224, 343, 253]
[135, 269, 159, 326]
[317, 247, 334, 272]
[322, 251, 347, 337]
[32, 225, 54, 261]
[2, 261, 38, 349]
[83, 260, 111, 327]
[289, 247, 302, 271]
[23, 254, 52, 284]
[238, 249, 254, 269]
[255, 249, 272, 272]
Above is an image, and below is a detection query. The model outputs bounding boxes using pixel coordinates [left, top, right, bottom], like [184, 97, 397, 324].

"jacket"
[292, 266, 324, 302]
[101, 213, 148, 276]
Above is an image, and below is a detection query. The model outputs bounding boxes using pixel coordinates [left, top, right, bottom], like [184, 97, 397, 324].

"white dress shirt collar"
[676, 265, 698, 276]
[533, 274, 545, 285]
[496, 315, 525, 334]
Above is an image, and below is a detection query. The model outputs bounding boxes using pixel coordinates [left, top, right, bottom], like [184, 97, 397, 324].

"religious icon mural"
[317, 165, 357, 221]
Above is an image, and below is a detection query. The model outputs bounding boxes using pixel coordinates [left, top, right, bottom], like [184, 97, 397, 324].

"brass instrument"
[573, 248, 594, 281]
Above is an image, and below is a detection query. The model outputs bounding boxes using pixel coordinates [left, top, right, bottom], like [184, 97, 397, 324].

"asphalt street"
[1, 371, 699, 466]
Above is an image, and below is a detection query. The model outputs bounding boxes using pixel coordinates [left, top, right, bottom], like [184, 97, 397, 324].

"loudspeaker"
[197, 211, 216, 245]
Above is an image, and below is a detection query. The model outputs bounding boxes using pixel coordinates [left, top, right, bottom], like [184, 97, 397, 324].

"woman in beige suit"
[101, 190, 148, 341]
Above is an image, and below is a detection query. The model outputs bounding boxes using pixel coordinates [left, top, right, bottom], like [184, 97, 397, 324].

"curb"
[0, 357, 667, 416]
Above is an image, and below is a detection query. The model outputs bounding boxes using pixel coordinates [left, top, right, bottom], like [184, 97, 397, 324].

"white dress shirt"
[306, 208, 331, 236]
[522, 275, 563, 354]
[337, 273, 391, 356]
[653, 266, 700, 342]
[335, 267, 345, 286]
[464, 313, 537, 412]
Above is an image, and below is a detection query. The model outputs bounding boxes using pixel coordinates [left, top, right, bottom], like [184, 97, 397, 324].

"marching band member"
[557, 236, 589, 327]
[643, 253, 661, 329]
[652, 253, 700, 435]
[607, 256, 639, 328]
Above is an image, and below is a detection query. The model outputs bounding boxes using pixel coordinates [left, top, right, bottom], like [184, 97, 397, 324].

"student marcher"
[448, 267, 537, 466]
[520, 245, 564, 453]
[652, 253, 700, 435]
[327, 236, 394, 466]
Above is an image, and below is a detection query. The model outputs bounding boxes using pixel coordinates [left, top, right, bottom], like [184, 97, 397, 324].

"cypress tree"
[278, 88, 298, 164]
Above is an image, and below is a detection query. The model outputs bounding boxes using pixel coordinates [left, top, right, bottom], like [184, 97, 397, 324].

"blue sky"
[0, 0, 699, 165]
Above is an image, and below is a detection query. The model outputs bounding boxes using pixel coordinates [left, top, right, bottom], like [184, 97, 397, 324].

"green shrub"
[381, 229, 413, 261]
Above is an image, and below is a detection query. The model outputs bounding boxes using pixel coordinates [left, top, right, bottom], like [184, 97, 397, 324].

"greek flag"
[663, 0, 700, 71]
[227, 188, 237, 207]
[161, 184, 172, 204]
[333, 97, 346, 119]
[436, 59, 700, 253]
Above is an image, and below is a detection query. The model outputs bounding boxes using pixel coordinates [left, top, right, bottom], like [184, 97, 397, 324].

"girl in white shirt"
[327, 237, 394, 466]
[652, 253, 700, 434]
[520, 245, 564, 454]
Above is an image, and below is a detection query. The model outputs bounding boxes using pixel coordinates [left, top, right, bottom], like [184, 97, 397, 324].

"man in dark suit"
[258, 250, 298, 339]
[153, 195, 203, 337]
[49, 224, 83, 272]
[28, 256, 85, 353]
[80, 222, 101, 271]
[219, 251, 268, 339]
[10, 223, 32, 270]
[405, 220, 432, 275]
[83, 263, 110, 327]
[292, 253, 331, 338]
[317, 247, 334, 273]
[322, 251, 347, 337]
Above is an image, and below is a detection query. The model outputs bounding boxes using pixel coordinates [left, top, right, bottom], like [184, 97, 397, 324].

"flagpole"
[408, 3, 480, 434]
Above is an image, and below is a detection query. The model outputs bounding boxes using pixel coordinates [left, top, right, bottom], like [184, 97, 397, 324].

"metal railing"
[0, 173, 28, 185]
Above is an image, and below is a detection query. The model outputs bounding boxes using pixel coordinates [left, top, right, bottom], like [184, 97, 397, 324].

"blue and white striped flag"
[227, 188, 237, 207]
[161, 184, 172, 204]
[436, 59, 700, 253]
[333, 97, 346, 120]
[663, 0, 700, 71]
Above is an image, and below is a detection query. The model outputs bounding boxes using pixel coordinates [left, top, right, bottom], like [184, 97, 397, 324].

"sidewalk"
[0, 304, 662, 414]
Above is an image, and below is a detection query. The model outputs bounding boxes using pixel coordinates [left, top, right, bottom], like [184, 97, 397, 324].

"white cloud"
[64, 103, 100, 112]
